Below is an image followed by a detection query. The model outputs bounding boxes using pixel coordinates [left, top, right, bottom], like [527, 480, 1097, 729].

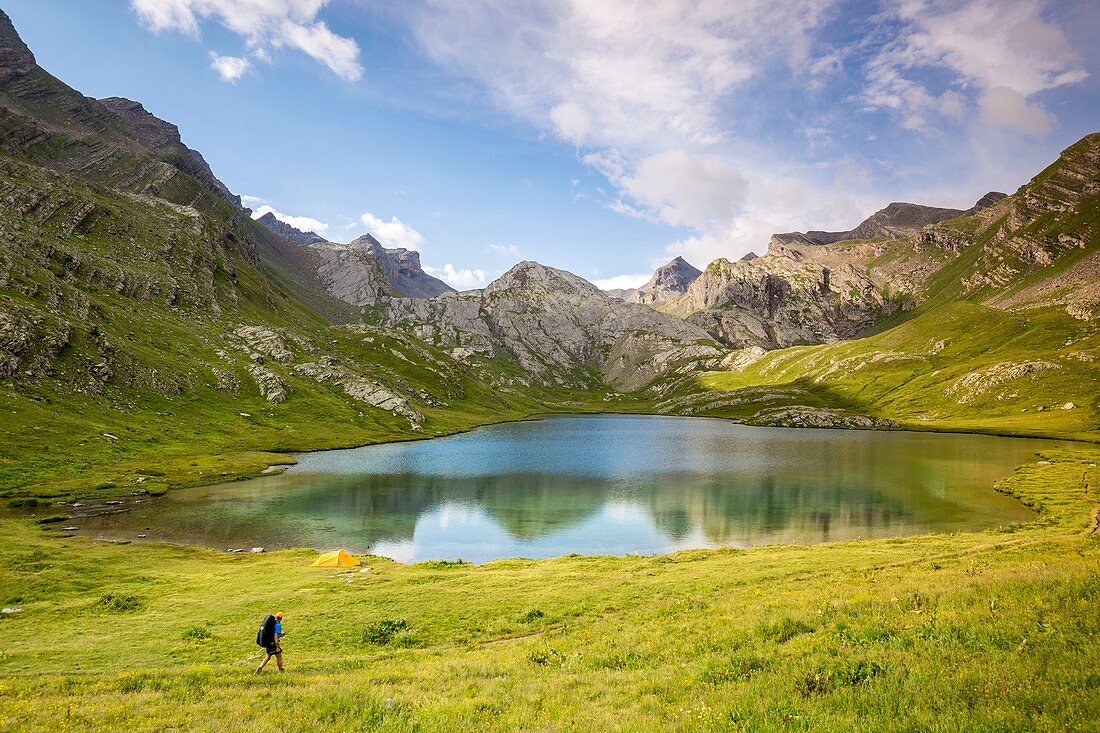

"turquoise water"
[66, 415, 1059, 563]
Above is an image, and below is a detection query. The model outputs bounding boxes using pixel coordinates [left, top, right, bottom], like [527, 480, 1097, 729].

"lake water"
[63, 415, 1059, 563]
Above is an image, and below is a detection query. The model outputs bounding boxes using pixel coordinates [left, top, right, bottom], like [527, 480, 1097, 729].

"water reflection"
[64, 416, 1054, 563]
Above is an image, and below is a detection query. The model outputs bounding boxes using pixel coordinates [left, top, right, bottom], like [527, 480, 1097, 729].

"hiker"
[256, 611, 285, 673]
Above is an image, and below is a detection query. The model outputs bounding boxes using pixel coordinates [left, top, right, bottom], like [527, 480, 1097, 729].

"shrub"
[518, 609, 545, 623]
[94, 593, 142, 613]
[7, 498, 41, 508]
[361, 619, 410, 645]
[528, 646, 564, 667]
[699, 655, 772, 685]
[758, 617, 814, 643]
[181, 625, 212, 642]
[795, 660, 886, 697]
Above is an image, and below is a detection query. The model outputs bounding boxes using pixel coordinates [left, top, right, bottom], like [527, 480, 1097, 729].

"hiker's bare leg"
[275, 652, 284, 671]
[257, 653, 271, 672]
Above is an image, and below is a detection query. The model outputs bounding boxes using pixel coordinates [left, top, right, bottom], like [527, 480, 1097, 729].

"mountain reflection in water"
[67, 415, 1054, 563]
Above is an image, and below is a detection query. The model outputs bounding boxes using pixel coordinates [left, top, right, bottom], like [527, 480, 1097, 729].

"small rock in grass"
[250, 547, 265, 553]
[103, 433, 119, 441]
[1063, 402, 1076, 410]
[1037, 460, 1052, 465]
[239, 412, 251, 417]
[137, 534, 147, 539]
[61, 526, 78, 531]
[1, 608, 21, 614]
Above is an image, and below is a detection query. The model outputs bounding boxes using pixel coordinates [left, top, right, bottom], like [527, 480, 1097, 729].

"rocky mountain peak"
[0, 10, 35, 81]
[965, 191, 1008, 214]
[488, 261, 604, 297]
[96, 96, 242, 208]
[606, 256, 702, 304]
[346, 234, 453, 297]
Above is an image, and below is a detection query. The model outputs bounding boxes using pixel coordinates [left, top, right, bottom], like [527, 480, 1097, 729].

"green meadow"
[1, 445, 1096, 732]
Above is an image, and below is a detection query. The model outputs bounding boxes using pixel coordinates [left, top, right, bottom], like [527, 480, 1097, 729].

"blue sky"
[6, 1, 1098, 289]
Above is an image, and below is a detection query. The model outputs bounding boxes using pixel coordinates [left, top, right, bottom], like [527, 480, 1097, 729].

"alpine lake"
[57, 415, 1069, 563]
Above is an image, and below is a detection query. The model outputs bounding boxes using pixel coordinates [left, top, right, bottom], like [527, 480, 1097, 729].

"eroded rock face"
[294, 361, 423, 429]
[245, 363, 286, 403]
[313, 245, 394, 306]
[232, 326, 295, 363]
[375, 261, 723, 390]
[97, 97, 242, 208]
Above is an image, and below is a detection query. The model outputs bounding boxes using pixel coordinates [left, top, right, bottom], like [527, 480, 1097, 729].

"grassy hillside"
[694, 303, 1098, 442]
[0, 446, 1095, 732]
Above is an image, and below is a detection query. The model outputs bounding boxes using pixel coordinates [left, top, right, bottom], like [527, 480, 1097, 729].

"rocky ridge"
[254, 211, 327, 246]
[374, 261, 723, 391]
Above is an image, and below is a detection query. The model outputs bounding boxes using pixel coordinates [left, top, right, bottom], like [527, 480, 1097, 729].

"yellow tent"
[311, 549, 361, 568]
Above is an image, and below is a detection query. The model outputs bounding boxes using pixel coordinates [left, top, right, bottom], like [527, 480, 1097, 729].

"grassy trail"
[0, 446, 1097, 732]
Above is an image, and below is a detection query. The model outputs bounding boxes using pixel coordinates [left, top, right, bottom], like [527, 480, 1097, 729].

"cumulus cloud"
[549, 102, 591, 145]
[410, 0, 832, 152]
[486, 243, 521, 257]
[250, 204, 329, 235]
[360, 212, 425, 251]
[424, 264, 488, 290]
[978, 86, 1051, 136]
[209, 52, 251, 82]
[620, 150, 747, 229]
[862, 0, 1086, 134]
[592, 273, 651, 291]
[130, 0, 363, 80]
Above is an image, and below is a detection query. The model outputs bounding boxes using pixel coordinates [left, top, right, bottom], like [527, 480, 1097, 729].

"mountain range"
[0, 9, 1095, 498]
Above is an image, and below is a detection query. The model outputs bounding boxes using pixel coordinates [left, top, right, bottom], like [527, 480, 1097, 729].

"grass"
[0, 446, 1096, 731]
[696, 302, 1099, 442]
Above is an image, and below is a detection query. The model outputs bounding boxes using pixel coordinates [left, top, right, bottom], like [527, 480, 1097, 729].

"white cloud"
[486, 243, 521, 257]
[424, 264, 488, 290]
[549, 102, 591, 144]
[410, 0, 833, 153]
[250, 204, 328, 235]
[978, 86, 1051, 137]
[209, 52, 251, 82]
[620, 150, 747, 228]
[240, 193, 268, 208]
[276, 18, 363, 80]
[403, 1, 851, 265]
[592, 273, 651, 291]
[130, 0, 363, 81]
[360, 212, 425, 251]
[862, 0, 1086, 134]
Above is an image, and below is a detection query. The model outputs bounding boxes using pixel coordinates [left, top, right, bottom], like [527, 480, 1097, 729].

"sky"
[6, 1, 1099, 290]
